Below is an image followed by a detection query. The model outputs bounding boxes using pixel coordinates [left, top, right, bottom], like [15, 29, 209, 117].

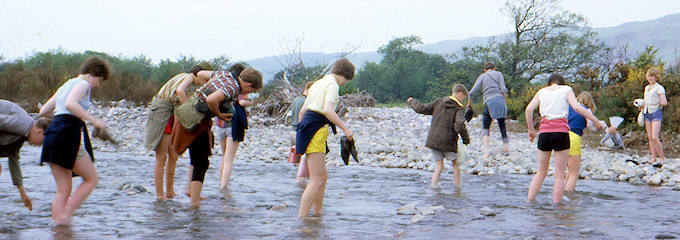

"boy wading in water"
[295, 58, 355, 217]
[408, 84, 470, 188]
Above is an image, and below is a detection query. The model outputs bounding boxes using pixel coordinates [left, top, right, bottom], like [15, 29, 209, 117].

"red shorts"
[164, 115, 174, 134]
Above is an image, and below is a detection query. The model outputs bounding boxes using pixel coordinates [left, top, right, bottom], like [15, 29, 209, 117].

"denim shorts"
[644, 109, 663, 122]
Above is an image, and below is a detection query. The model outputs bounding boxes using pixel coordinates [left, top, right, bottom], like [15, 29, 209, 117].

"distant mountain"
[249, 13, 680, 83]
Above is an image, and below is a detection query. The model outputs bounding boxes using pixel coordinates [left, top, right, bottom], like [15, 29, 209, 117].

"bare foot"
[53, 215, 72, 226]
[166, 192, 178, 199]
[184, 192, 207, 200]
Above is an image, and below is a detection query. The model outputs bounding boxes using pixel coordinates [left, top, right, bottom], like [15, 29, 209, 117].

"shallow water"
[1, 147, 679, 239]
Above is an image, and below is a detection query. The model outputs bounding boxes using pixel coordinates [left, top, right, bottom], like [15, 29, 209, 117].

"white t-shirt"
[305, 74, 340, 113]
[537, 85, 572, 120]
[644, 82, 666, 114]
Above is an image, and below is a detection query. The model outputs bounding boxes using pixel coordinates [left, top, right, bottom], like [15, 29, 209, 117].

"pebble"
[82, 102, 679, 190]
[410, 214, 427, 224]
[480, 206, 496, 216]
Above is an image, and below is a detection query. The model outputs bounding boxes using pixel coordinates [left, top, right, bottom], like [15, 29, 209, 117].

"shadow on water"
[1, 147, 680, 239]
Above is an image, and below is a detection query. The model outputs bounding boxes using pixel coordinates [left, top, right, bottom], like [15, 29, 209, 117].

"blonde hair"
[576, 91, 597, 112]
[646, 67, 662, 82]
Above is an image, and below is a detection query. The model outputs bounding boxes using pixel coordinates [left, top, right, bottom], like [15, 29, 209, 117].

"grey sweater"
[469, 70, 508, 103]
[0, 100, 34, 186]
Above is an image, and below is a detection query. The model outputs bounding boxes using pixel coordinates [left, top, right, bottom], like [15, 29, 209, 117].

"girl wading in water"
[39, 56, 111, 224]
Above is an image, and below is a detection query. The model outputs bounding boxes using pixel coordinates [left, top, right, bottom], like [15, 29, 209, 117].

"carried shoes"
[341, 136, 359, 165]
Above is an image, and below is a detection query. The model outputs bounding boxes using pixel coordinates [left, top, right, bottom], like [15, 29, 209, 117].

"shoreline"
[45, 101, 680, 190]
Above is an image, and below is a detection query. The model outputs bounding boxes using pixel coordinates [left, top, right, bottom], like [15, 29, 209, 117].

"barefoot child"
[39, 56, 110, 224]
[296, 58, 355, 217]
[285, 81, 314, 185]
[408, 84, 470, 188]
[525, 73, 604, 204]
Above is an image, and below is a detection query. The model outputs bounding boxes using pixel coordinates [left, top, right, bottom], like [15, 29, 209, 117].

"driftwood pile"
[252, 81, 376, 122]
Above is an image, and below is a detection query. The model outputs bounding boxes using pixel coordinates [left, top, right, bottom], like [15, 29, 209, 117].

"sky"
[1, 0, 679, 63]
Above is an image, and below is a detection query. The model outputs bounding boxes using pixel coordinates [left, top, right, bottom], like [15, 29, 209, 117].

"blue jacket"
[295, 111, 336, 155]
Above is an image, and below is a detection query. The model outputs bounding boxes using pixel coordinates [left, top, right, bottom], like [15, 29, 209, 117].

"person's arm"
[239, 95, 255, 107]
[8, 151, 31, 210]
[407, 97, 437, 115]
[454, 108, 470, 145]
[38, 95, 57, 117]
[298, 102, 308, 123]
[567, 91, 604, 130]
[467, 76, 483, 107]
[205, 91, 231, 121]
[525, 94, 540, 142]
[195, 71, 213, 84]
[322, 101, 353, 140]
[659, 93, 668, 106]
[175, 75, 195, 104]
[65, 82, 105, 129]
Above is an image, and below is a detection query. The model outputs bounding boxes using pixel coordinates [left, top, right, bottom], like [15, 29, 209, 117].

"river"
[1, 147, 679, 239]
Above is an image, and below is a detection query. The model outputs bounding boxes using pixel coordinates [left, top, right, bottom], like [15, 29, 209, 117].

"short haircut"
[548, 73, 566, 86]
[238, 68, 263, 89]
[304, 81, 314, 90]
[229, 63, 246, 78]
[452, 84, 469, 96]
[331, 58, 355, 80]
[190, 61, 214, 76]
[646, 67, 662, 81]
[484, 62, 495, 70]
[35, 117, 52, 130]
[80, 56, 110, 80]
[576, 91, 597, 112]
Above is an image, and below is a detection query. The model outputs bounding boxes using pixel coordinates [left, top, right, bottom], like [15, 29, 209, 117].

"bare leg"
[50, 164, 73, 223]
[645, 120, 657, 163]
[219, 137, 239, 189]
[527, 150, 551, 203]
[430, 160, 444, 188]
[60, 154, 98, 222]
[552, 150, 569, 204]
[218, 139, 226, 182]
[565, 154, 581, 191]
[451, 159, 461, 187]
[296, 158, 309, 184]
[154, 135, 170, 200]
[651, 121, 665, 163]
[482, 135, 490, 158]
[166, 144, 179, 198]
[189, 181, 203, 207]
[298, 152, 327, 217]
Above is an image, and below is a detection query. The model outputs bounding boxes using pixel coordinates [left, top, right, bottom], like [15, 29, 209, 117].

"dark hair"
[80, 56, 110, 80]
[35, 117, 52, 130]
[484, 62, 495, 70]
[239, 68, 263, 89]
[331, 58, 355, 80]
[190, 61, 214, 76]
[229, 63, 246, 78]
[548, 73, 567, 85]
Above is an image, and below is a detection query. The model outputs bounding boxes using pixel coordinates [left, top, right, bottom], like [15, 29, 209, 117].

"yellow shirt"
[305, 75, 340, 113]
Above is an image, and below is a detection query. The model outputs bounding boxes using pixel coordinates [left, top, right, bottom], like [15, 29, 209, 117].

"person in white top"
[525, 73, 604, 204]
[639, 67, 667, 165]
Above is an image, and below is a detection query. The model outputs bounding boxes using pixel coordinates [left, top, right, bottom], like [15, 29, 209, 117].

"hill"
[248, 13, 680, 82]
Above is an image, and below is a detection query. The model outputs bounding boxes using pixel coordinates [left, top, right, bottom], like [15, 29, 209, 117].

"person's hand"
[608, 126, 617, 135]
[19, 190, 32, 211]
[406, 97, 413, 103]
[527, 130, 537, 142]
[593, 120, 605, 130]
[344, 129, 354, 141]
[92, 119, 106, 130]
[219, 112, 233, 122]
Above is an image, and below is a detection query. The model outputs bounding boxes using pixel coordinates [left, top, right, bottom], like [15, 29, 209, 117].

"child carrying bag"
[174, 94, 206, 131]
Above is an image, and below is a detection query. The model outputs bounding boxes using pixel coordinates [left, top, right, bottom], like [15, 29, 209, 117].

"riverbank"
[82, 101, 680, 189]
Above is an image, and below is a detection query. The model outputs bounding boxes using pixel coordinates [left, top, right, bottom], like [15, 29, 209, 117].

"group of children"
[0, 56, 669, 224]
[407, 64, 667, 205]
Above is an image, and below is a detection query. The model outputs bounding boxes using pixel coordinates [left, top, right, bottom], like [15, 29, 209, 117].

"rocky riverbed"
[88, 100, 680, 190]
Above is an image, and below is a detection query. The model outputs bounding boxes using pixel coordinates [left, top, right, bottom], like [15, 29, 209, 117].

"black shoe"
[348, 138, 359, 163]
[340, 136, 350, 165]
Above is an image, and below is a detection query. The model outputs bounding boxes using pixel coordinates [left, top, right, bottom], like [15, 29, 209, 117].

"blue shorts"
[644, 109, 663, 122]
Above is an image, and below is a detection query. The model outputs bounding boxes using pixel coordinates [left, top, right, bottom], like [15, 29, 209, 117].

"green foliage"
[0, 49, 223, 111]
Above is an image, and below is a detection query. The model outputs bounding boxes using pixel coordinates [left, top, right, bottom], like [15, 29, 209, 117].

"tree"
[463, 0, 605, 93]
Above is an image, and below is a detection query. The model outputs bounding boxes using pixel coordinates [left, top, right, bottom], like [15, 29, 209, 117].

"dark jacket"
[409, 97, 470, 152]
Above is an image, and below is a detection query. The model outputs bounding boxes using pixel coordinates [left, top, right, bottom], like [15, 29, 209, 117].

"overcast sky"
[1, 0, 679, 63]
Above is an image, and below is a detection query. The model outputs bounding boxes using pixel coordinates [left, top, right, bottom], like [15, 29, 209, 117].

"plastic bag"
[457, 144, 471, 166]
